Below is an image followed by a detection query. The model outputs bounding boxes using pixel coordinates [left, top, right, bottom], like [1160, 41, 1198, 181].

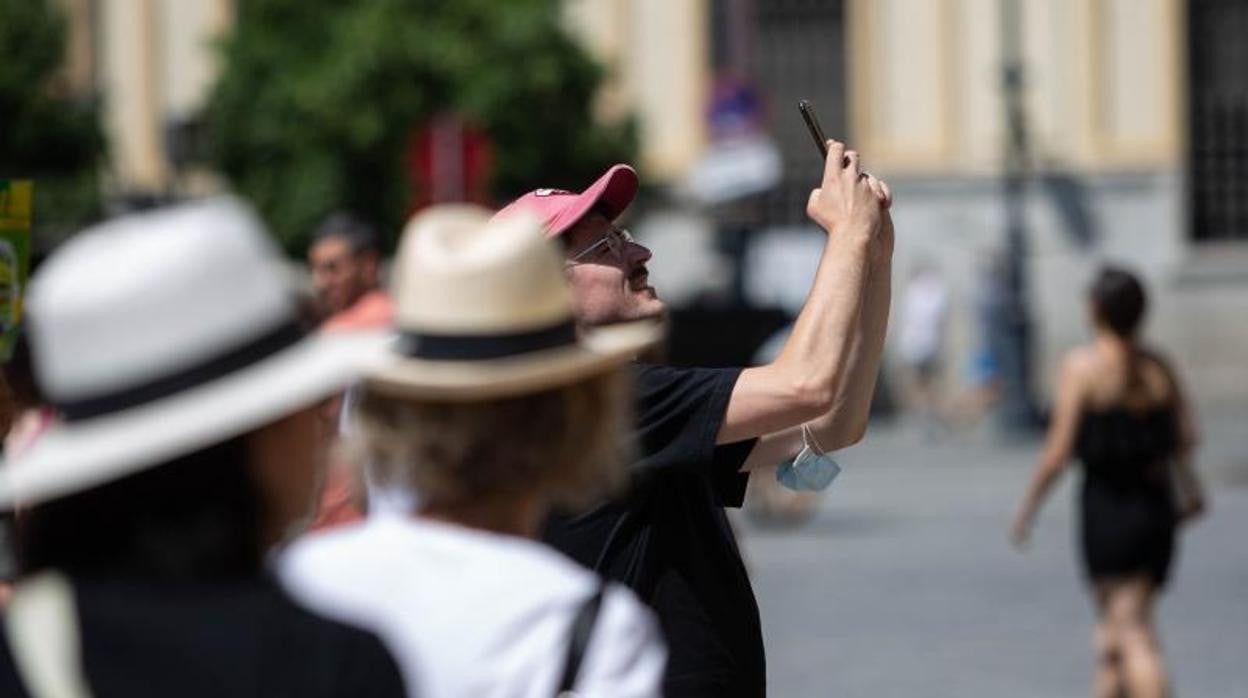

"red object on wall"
[406, 114, 494, 212]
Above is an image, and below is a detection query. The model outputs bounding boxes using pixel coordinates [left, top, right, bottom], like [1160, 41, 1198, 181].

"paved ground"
[737, 413, 1248, 697]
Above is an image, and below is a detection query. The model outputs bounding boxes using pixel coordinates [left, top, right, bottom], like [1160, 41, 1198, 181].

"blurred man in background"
[496, 141, 893, 697]
[308, 212, 393, 331]
[306, 213, 394, 530]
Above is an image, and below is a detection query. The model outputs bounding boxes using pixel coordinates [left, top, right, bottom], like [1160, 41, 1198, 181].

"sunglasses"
[565, 226, 635, 265]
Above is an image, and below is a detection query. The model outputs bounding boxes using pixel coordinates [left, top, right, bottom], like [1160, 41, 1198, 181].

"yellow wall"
[100, 0, 165, 189]
[59, 0, 234, 193]
[847, 0, 1185, 175]
[563, 0, 709, 180]
[64, 0, 1184, 189]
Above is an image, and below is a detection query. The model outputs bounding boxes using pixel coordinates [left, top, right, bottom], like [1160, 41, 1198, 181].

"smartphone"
[798, 100, 829, 159]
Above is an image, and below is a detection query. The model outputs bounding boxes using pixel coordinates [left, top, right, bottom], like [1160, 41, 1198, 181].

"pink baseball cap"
[492, 164, 638, 238]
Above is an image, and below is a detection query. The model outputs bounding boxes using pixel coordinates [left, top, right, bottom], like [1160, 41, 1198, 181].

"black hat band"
[397, 318, 577, 361]
[55, 320, 306, 423]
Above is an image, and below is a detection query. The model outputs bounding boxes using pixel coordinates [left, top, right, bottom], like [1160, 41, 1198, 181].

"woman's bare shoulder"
[1137, 347, 1181, 399]
[1060, 345, 1100, 378]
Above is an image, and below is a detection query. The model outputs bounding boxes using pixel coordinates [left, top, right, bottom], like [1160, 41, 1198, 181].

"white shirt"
[279, 515, 666, 698]
[897, 273, 949, 364]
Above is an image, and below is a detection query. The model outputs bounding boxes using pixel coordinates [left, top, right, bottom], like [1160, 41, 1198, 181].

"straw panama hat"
[0, 198, 388, 508]
[365, 204, 660, 401]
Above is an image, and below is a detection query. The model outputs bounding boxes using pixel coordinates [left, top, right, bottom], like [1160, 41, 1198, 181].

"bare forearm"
[716, 236, 870, 444]
[775, 233, 872, 409]
[1017, 462, 1064, 525]
[809, 251, 892, 449]
[716, 141, 885, 444]
[742, 261, 888, 468]
[1173, 449, 1206, 505]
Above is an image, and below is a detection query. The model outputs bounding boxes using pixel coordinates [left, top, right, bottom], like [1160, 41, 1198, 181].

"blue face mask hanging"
[775, 425, 842, 492]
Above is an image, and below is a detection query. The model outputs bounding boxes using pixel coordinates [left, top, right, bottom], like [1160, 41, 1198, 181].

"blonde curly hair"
[351, 369, 632, 510]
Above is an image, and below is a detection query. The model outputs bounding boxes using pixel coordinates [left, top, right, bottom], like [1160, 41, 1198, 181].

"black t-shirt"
[543, 363, 765, 697]
[0, 574, 406, 698]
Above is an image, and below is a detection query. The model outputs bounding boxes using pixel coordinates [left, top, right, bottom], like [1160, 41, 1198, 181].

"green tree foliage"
[0, 0, 106, 242]
[206, 0, 636, 254]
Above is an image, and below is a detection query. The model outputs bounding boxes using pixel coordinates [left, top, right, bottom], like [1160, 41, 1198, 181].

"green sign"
[0, 179, 33, 361]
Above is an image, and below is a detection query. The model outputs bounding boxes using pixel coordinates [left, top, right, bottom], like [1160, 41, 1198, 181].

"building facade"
[55, 0, 232, 201]
[52, 0, 1248, 404]
[567, 0, 1248, 407]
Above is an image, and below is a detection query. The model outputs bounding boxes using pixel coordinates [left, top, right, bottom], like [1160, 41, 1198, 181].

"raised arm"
[717, 141, 884, 445]
[1011, 354, 1086, 546]
[737, 210, 892, 473]
[808, 207, 893, 449]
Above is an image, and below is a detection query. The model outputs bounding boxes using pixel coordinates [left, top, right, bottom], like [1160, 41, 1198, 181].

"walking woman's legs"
[1103, 576, 1169, 698]
[1093, 582, 1125, 698]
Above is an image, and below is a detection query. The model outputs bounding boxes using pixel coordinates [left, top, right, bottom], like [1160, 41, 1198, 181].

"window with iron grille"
[751, 0, 846, 227]
[1189, 0, 1248, 242]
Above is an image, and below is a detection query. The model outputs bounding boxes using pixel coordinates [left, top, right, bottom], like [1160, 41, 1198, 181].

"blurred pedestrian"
[280, 206, 667, 697]
[307, 212, 395, 530]
[896, 260, 948, 439]
[496, 140, 893, 697]
[0, 329, 49, 607]
[1011, 266, 1206, 698]
[0, 200, 403, 697]
[945, 250, 1005, 431]
[309, 212, 393, 331]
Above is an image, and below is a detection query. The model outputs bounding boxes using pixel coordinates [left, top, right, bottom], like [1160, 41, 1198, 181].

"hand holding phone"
[799, 99, 891, 208]
[799, 100, 852, 169]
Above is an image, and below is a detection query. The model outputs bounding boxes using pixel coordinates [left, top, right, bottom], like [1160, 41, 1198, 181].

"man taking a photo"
[495, 140, 893, 697]
[306, 213, 395, 529]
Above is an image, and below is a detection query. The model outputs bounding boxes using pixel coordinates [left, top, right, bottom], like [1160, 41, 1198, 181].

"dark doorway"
[669, 2, 847, 371]
[1189, 0, 1248, 242]
[751, 0, 847, 227]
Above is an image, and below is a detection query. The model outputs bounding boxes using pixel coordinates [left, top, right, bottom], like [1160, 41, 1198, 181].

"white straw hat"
[0, 198, 387, 508]
[364, 204, 660, 401]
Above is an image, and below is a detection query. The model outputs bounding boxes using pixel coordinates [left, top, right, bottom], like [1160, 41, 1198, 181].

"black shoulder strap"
[555, 582, 607, 696]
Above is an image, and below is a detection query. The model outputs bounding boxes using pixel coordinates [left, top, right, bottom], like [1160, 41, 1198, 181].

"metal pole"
[997, 0, 1039, 432]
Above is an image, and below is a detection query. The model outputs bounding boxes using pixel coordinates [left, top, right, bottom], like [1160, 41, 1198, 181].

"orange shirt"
[319, 290, 394, 333]
[310, 462, 367, 531]
[310, 290, 393, 532]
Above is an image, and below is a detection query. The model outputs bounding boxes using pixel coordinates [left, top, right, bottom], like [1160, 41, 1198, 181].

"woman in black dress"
[1011, 266, 1206, 698]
